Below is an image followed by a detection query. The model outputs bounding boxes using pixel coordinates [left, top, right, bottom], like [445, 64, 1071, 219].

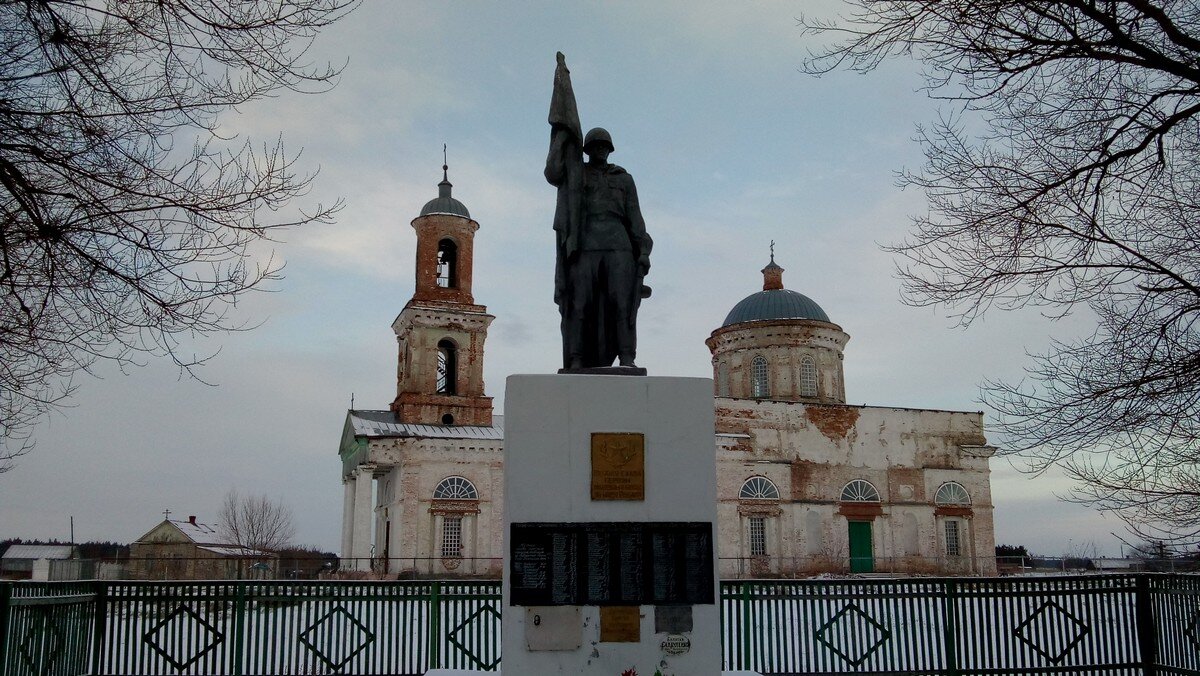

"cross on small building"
[162, 508, 171, 520]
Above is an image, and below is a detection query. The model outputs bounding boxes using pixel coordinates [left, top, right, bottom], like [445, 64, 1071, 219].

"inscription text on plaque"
[591, 433, 645, 500]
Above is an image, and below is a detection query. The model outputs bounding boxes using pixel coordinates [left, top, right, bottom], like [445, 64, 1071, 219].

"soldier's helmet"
[583, 127, 614, 153]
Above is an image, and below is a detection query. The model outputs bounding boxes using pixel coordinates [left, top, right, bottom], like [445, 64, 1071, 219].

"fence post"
[741, 581, 752, 670]
[1136, 574, 1159, 676]
[0, 583, 10, 676]
[429, 581, 442, 669]
[233, 582, 247, 676]
[943, 579, 960, 676]
[90, 582, 108, 675]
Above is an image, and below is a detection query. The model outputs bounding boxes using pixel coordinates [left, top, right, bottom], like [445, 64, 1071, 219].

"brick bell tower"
[390, 159, 494, 426]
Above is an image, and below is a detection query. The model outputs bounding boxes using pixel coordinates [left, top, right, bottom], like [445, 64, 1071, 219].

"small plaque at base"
[599, 606, 641, 642]
[655, 605, 693, 633]
[525, 606, 582, 651]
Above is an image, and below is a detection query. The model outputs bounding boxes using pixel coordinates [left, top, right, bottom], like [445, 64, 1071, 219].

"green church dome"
[721, 251, 831, 327]
[420, 163, 470, 218]
[722, 288, 830, 327]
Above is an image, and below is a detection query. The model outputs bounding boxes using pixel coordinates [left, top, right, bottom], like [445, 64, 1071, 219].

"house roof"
[133, 517, 222, 546]
[2, 545, 75, 560]
[170, 518, 219, 541]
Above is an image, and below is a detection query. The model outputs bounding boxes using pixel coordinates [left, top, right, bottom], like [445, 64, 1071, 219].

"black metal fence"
[2, 573, 1198, 675]
[720, 574, 1200, 674]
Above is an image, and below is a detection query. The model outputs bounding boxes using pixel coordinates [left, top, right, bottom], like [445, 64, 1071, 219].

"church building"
[337, 172, 997, 578]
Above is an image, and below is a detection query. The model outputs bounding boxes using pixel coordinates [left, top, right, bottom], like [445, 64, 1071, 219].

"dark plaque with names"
[509, 522, 714, 606]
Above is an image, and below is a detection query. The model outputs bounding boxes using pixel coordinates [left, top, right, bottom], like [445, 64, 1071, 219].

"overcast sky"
[0, 1, 1126, 558]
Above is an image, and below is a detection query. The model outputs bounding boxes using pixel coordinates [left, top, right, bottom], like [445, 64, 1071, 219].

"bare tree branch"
[0, 0, 358, 461]
[803, 1, 1200, 542]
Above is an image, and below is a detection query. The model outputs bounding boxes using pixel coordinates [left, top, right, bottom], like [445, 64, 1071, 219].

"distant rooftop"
[2, 544, 75, 560]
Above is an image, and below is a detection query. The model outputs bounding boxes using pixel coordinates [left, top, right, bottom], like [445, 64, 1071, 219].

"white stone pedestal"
[503, 374, 720, 676]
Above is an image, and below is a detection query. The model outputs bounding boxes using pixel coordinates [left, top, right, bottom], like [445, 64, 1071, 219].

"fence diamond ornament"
[18, 609, 63, 674]
[448, 604, 502, 669]
[1014, 600, 1090, 664]
[815, 602, 890, 666]
[299, 605, 375, 671]
[143, 604, 224, 670]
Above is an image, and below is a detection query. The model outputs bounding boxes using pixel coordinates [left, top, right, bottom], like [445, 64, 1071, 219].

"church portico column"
[351, 467, 374, 570]
[341, 477, 355, 565]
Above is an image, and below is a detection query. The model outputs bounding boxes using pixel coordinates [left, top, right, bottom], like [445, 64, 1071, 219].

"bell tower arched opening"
[436, 239, 458, 288]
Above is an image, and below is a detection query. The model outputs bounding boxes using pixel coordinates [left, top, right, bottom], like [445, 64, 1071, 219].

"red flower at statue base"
[621, 669, 637, 676]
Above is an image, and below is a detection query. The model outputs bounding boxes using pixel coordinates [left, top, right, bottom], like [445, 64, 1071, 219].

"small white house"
[1, 544, 77, 580]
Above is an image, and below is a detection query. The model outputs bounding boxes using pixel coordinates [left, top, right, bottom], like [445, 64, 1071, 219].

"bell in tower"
[390, 155, 494, 426]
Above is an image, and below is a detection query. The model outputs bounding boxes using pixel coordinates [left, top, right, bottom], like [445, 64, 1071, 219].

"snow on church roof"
[348, 410, 504, 440]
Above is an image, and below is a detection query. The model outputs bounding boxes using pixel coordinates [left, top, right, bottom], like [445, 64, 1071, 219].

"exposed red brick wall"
[805, 405, 860, 442]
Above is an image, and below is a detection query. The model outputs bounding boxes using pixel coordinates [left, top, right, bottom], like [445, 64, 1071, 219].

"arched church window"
[935, 482, 971, 506]
[433, 476, 477, 500]
[799, 357, 818, 397]
[436, 238, 458, 288]
[436, 339, 457, 395]
[840, 479, 881, 503]
[739, 476, 780, 500]
[751, 355, 769, 398]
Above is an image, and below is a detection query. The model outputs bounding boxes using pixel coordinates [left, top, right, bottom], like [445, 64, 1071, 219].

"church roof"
[721, 252, 831, 326]
[348, 410, 504, 440]
[722, 288, 831, 326]
[419, 163, 470, 218]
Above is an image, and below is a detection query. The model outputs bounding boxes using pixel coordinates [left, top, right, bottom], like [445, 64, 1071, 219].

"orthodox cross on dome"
[770, 240, 775, 263]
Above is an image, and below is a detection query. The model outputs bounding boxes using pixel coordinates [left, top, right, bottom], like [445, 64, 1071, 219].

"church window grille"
[441, 516, 462, 558]
[840, 479, 881, 503]
[740, 476, 780, 500]
[935, 482, 971, 506]
[437, 339, 457, 395]
[436, 239, 458, 288]
[751, 355, 769, 398]
[945, 519, 962, 557]
[748, 516, 767, 557]
[433, 476, 478, 500]
[800, 357, 818, 397]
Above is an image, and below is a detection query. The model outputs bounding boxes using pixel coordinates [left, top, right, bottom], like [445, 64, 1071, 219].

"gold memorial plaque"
[591, 433, 645, 501]
[599, 606, 641, 642]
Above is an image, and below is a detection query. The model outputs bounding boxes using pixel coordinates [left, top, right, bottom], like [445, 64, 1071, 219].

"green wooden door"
[848, 521, 874, 573]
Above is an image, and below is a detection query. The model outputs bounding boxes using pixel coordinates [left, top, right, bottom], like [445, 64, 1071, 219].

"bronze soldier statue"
[546, 53, 652, 370]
